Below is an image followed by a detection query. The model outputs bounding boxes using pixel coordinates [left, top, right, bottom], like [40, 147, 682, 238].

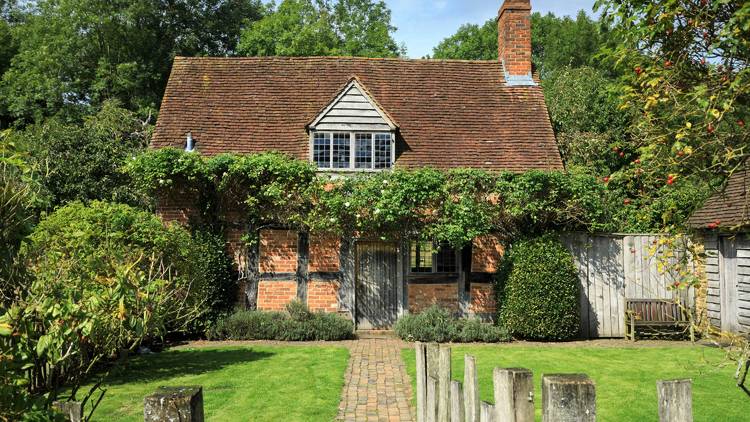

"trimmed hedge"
[497, 234, 580, 340]
[394, 306, 510, 343]
[207, 301, 354, 341]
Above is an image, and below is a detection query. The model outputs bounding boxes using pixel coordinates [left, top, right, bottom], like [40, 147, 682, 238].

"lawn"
[78, 345, 349, 422]
[402, 344, 750, 421]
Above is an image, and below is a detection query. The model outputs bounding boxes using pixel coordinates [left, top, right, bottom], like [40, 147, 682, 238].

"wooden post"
[416, 343, 428, 422]
[450, 381, 465, 422]
[52, 401, 83, 422]
[427, 376, 438, 422]
[542, 374, 595, 422]
[657, 379, 693, 422]
[438, 345, 451, 422]
[427, 343, 440, 380]
[144, 386, 204, 422]
[464, 355, 480, 422]
[480, 402, 495, 422]
[494, 368, 534, 422]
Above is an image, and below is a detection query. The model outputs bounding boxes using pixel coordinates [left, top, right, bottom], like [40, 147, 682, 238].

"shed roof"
[152, 56, 563, 171]
[689, 163, 750, 229]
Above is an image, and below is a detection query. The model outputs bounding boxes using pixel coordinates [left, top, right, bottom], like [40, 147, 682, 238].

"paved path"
[336, 336, 415, 422]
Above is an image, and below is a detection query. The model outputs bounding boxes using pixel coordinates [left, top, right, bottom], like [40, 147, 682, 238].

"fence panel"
[563, 234, 694, 338]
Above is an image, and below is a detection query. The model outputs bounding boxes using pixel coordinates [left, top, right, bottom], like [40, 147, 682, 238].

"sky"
[386, 0, 598, 58]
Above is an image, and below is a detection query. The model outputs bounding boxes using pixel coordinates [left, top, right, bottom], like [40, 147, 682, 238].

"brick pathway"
[337, 335, 415, 422]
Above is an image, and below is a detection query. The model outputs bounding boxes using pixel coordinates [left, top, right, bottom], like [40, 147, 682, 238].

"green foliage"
[23, 201, 209, 330]
[208, 301, 354, 341]
[596, 0, 750, 208]
[1, 202, 209, 416]
[497, 235, 580, 340]
[1, 0, 264, 121]
[128, 150, 610, 246]
[500, 170, 610, 234]
[432, 12, 612, 77]
[0, 132, 46, 305]
[393, 306, 510, 343]
[191, 229, 238, 324]
[11, 101, 151, 207]
[123, 147, 211, 208]
[430, 19, 497, 60]
[217, 152, 318, 229]
[238, 0, 403, 57]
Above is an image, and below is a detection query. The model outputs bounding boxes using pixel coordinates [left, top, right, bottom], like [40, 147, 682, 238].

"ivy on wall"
[126, 148, 614, 247]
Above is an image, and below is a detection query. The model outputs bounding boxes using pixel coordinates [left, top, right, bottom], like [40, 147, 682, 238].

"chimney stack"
[497, 0, 535, 86]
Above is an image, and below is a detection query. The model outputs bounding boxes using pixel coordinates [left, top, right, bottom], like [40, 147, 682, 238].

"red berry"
[715, 220, 721, 226]
[624, 199, 632, 205]
[700, 57, 706, 65]
[739, 119, 745, 128]
[677, 151, 685, 157]
[634, 159, 641, 165]
[603, 176, 610, 183]
[634, 66, 643, 76]
[708, 123, 715, 133]
[665, 60, 673, 68]
[619, 152, 625, 157]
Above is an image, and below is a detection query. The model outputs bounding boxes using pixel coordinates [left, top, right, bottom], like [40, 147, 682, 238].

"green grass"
[402, 345, 750, 421]
[79, 345, 349, 422]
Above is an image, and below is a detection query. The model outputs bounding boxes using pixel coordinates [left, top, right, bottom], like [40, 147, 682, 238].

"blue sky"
[386, 0, 598, 58]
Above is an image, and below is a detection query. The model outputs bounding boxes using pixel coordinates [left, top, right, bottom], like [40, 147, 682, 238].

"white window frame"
[309, 130, 396, 172]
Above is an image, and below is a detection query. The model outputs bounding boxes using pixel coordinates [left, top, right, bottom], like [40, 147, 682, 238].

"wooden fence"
[415, 343, 694, 422]
[562, 234, 695, 338]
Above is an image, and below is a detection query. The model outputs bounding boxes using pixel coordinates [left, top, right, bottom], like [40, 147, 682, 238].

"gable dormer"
[308, 79, 397, 171]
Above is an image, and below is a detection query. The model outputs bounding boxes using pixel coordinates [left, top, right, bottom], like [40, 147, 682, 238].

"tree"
[1, 0, 264, 122]
[597, 0, 749, 183]
[10, 100, 151, 207]
[432, 12, 611, 77]
[238, 0, 403, 57]
[543, 66, 631, 175]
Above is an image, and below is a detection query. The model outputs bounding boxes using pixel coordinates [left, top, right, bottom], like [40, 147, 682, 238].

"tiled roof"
[689, 163, 750, 229]
[152, 56, 563, 171]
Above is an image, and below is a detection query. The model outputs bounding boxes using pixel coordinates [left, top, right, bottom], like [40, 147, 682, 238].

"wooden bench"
[625, 299, 691, 341]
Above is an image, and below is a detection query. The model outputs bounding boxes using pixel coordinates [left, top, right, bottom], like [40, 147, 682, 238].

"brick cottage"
[150, 0, 562, 329]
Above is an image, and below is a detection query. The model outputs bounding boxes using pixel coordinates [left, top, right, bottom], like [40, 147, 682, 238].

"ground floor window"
[410, 241, 457, 274]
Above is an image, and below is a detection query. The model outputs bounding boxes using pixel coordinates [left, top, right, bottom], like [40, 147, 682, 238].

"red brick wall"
[307, 281, 339, 313]
[408, 283, 459, 313]
[470, 284, 496, 315]
[257, 281, 297, 311]
[309, 234, 340, 273]
[259, 229, 298, 273]
[472, 235, 505, 273]
[498, 0, 532, 77]
[156, 192, 199, 225]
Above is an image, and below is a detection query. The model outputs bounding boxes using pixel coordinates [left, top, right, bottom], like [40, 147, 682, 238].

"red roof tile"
[152, 56, 563, 172]
[689, 163, 750, 229]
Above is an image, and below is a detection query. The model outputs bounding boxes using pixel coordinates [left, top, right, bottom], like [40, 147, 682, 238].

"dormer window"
[309, 78, 398, 172]
[313, 131, 393, 171]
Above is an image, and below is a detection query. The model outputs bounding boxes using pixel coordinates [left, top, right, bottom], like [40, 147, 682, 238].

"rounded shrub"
[497, 234, 580, 340]
[23, 201, 215, 334]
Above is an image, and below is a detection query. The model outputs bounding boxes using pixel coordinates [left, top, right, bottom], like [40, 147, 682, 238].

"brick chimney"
[497, 0, 535, 86]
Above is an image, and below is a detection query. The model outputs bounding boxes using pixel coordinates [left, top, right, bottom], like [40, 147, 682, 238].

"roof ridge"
[174, 55, 501, 64]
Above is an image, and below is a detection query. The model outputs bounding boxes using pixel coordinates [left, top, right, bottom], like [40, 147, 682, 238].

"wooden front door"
[355, 241, 399, 330]
[720, 237, 740, 333]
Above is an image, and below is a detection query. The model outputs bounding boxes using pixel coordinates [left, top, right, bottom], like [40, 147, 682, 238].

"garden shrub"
[393, 306, 510, 343]
[2, 201, 217, 414]
[190, 228, 238, 326]
[497, 234, 580, 340]
[208, 301, 354, 341]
